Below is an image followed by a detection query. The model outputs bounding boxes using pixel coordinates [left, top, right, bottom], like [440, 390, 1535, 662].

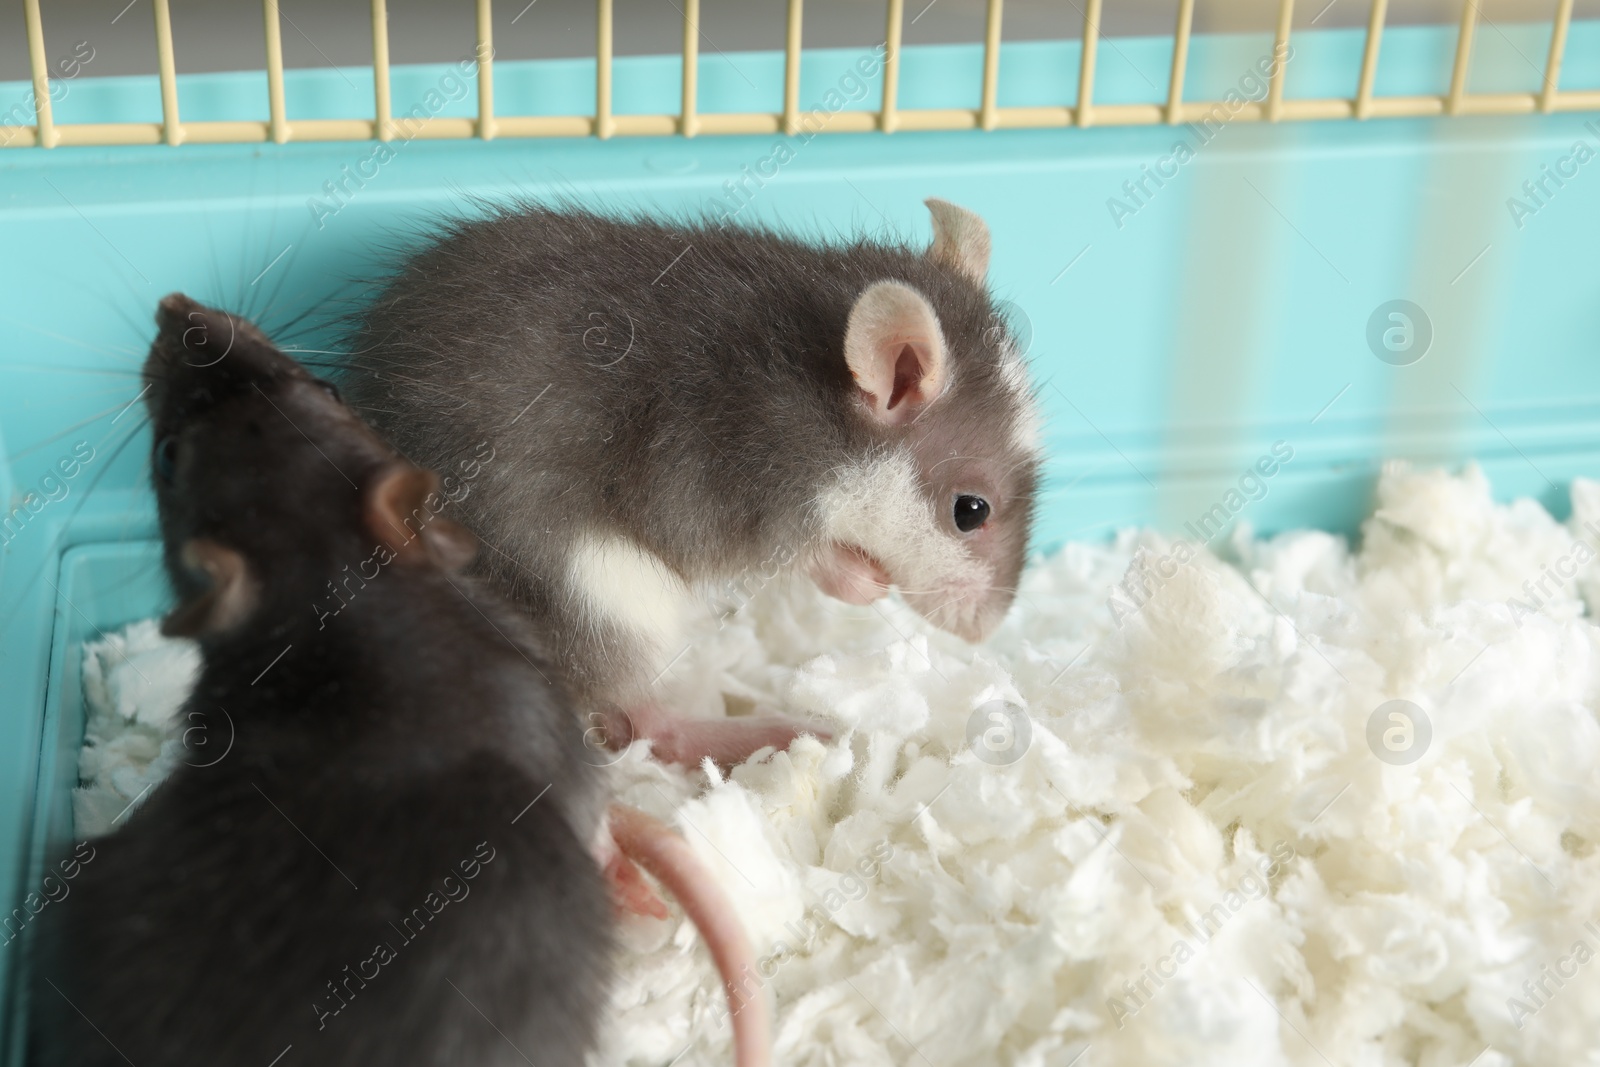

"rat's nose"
[156, 292, 201, 334]
[152, 293, 233, 367]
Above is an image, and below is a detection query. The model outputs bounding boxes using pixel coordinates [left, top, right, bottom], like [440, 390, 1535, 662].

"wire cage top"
[6, 0, 1599, 151]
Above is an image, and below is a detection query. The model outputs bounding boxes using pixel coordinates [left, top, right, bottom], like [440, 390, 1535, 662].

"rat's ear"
[843, 280, 949, 426]
[925, 198, 991, 283]
[162, 540, 258, 638]
[363, 461, 478, 572]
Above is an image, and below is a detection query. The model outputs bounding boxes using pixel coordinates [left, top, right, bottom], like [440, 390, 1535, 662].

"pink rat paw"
[599, 840, 671, 920]
[619, 702, 830, 769]
[807, 542, 891, 605]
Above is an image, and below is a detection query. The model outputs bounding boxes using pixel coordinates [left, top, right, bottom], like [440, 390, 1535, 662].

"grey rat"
[345, 199, 1041, 761]
[29, 295, 772, 1067]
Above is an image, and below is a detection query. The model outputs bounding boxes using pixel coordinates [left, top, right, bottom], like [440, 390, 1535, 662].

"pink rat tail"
[607, 803, 773, 1067]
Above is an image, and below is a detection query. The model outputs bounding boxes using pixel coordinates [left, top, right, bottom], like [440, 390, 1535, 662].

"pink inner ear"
[845, 281, 948, 425]
[887, 343, 924, 412]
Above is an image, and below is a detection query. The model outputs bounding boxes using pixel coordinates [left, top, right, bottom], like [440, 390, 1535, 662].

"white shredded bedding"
[76, 464, 1600, 1067]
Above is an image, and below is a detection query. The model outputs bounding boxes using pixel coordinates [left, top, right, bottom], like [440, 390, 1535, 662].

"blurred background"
[1, 0, 1588, 79]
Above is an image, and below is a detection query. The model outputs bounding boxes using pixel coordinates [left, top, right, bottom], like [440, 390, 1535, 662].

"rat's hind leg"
[601, 702, 829, 769]
[595, 826, 671, 919]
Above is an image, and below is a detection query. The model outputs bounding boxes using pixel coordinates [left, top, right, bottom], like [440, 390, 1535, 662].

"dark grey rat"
[344, 199, 1041, 762]
[29, 295, 772, 1067]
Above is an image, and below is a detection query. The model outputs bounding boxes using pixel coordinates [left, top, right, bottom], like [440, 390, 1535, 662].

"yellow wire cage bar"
[6, 0, 1600, 149]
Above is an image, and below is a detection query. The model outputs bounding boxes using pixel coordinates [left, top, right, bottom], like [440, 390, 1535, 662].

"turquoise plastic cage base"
[5, 25, 1600, 1059]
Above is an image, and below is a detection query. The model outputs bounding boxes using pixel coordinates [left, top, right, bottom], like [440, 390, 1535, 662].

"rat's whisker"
[8, 396, 150, 462]
[0, 416, 148, 642]
[1, 317, 145, 364]
[11, 364, 144, 379]
[927, 453, 981, 473]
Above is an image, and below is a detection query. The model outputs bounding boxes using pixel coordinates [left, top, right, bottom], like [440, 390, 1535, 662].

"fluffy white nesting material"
[76, 618, 200, 834]
[77, 465, 1600, 1067]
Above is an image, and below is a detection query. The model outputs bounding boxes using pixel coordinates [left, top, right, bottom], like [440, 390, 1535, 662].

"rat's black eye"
[154, 436, 178, 484]
[953, 494, 990, 532]
[314, 379, 342, 403]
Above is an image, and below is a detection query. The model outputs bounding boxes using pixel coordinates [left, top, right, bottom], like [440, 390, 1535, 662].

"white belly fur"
[567, 532, 695, 679]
